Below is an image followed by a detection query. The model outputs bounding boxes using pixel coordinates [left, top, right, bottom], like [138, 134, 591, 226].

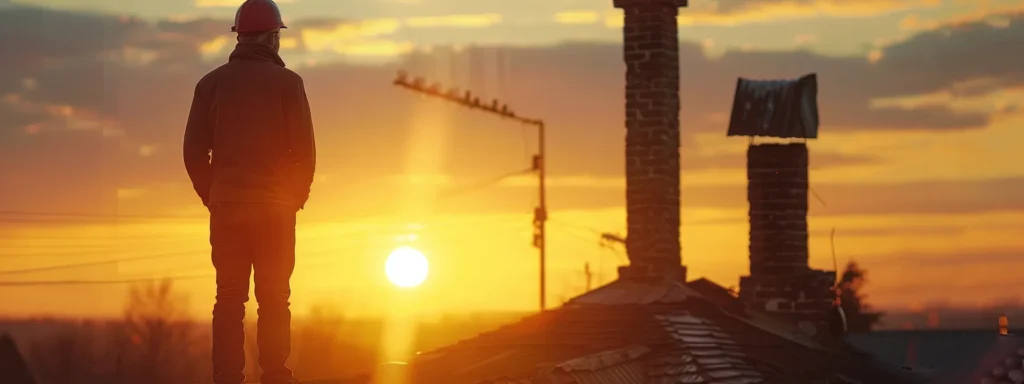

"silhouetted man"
[182, 1, 315, 383]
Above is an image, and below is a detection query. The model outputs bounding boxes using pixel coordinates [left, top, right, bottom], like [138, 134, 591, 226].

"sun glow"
[385, 246, 429, 288]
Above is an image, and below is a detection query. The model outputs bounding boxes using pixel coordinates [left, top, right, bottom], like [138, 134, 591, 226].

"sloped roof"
[406, 279, 921, 384]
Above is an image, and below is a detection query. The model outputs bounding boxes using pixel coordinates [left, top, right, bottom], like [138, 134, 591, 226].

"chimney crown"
[615, 0, 686, 281]
[613, 0, 687, 8]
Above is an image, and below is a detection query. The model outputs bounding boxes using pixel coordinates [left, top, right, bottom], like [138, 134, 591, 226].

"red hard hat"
[231, 0, 287, 33]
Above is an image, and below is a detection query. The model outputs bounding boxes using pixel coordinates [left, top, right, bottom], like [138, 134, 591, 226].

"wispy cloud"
[284, 14, 501, 58]
[898, 4, 1022, 31]
[1, 93, 121, 137]
[554, 10, 601, 25]
[596, 0, 937, 27]
[404, 13, 502, 28]
[300, 18, 401, 52]
[334, 40, 414, 57]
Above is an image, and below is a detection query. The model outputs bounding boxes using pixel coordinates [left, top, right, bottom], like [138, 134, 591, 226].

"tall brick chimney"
[614, 0, 688, 282]
[738, 143, 835, 334]
[747, 143, 810, 276]
[725, 74, 836, 338]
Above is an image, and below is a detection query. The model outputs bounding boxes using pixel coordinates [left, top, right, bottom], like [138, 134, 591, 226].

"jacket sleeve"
[183, 82, 214, 207]
[284, 76, 316, 210]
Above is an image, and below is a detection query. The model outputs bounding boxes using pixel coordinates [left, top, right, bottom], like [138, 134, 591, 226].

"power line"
[0, 249, 207, 277]
[0, 214, 525, 265]
[548, 217, 608, 236]
[435, 167, 533, 200]
[0, 243, 371, 287]
[0, 248, 154, 259]
[0, 210, 205, 220]
[112, 242, 366, 279]
[0, 199, 526, 258]
[0, 274, 212, 286]
[0, 244, 123, 250]
[0, 166, 535, 227]
[0, 230, 343, 254]
[394, 70, 549, 311]
[0, 233, 208, 241]
[549, 223, 601, 245]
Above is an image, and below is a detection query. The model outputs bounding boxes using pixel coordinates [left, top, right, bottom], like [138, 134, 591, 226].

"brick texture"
[739, 143, 836, 338]
[746, 143, 809, 276]
[615, 0, 686, 281]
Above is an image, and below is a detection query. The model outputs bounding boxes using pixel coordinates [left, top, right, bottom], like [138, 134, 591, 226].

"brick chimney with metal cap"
[613, 0, 688, 282]
[725, 74, 839, 339]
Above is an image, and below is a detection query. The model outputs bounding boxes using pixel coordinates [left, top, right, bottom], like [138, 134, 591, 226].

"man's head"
[231, 0, 287, 52]
[237, 29, 281, 53]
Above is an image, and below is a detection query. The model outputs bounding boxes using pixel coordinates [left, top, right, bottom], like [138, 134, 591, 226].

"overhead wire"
[549, 222, 601, 245]
[0, 211, 205, 225]
[0, 165, 535, 227]
[434, 167, 534, 201]
[0, 225, 392, 273]
[0, 165, 536, 284]
[0, 186, 529, 260]
[0, 274, 213, 287]
[0, 242, 369, 287]
[0, 248, 210, 277]
[548, 217, 607, 237]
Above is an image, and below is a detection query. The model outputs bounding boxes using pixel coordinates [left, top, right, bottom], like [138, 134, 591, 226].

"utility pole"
[392, 71, 549, 311]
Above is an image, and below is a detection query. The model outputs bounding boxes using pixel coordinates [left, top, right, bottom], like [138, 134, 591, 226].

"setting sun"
[385, 246, 430, 288]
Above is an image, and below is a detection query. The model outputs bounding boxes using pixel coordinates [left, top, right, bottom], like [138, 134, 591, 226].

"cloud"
[1, 5, 1022, 218]
[898, 4, 1023, 32]
[885, 249, 1023, 269]
[501, 150, 877, 188]
[876, 13, 1024, 96]
[554, 10, 601, 25]
[404, 13, 502, 28]
[835, 247, 1024, 308]
[299, 18, 401, 52]
[808, 226, 965, 238]
[597, 0, 937, 27]
[488, 177, 1024, 216]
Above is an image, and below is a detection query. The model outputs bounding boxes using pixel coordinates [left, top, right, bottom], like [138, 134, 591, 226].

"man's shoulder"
[277, 66, 305, 85]
[196, 61, 304, 91]
[195, 64, 230, 88]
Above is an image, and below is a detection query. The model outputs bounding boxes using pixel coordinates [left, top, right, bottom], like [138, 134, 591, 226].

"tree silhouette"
[115, 279, 205, 384]
[838, 261, 883, 332]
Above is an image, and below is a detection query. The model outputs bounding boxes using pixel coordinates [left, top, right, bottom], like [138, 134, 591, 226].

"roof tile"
[409, 280, 920, 384]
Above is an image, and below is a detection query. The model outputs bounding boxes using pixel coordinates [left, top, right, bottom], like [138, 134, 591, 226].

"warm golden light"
[385, 246, 429, 288]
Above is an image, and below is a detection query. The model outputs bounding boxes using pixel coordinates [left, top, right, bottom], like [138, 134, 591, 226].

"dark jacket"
[183, 42, 316, 210]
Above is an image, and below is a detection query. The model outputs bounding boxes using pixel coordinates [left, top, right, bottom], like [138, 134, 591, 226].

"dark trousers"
[210, 203, 296, 384]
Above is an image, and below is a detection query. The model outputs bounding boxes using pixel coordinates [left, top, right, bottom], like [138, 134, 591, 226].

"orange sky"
[1, 0, 1023, 319]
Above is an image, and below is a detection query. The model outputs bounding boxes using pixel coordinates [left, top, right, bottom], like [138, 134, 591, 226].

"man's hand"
[183, 82, 214, 206]
[284, 76, 316, 210]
